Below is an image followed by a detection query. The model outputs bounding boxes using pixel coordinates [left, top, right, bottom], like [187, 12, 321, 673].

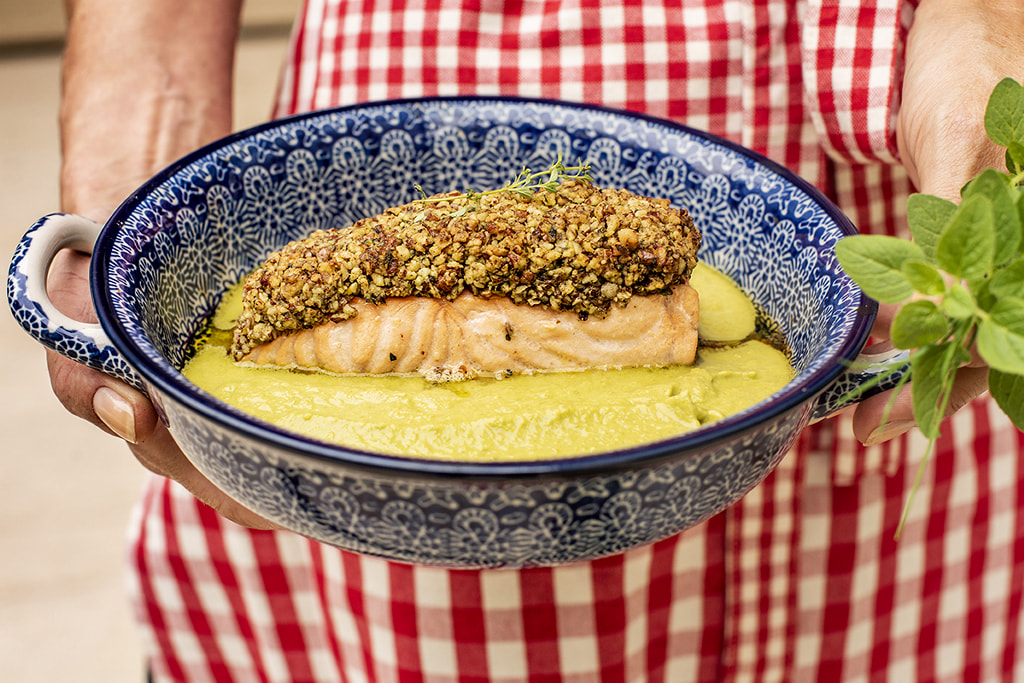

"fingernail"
[863, 419, 915, 447]
[93, 386, 138, 443]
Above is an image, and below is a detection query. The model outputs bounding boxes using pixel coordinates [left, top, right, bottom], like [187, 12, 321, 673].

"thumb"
[851, 366, 990, 445]
[46, 349, 161, 444]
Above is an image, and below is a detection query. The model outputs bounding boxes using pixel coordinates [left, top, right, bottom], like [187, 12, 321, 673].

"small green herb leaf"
[973, 279, 997, 312]
[1017, 191, 1024, 250]
[835, 235, 925, 303]
[963, 168, 1022, 265]
[1007, 142, 1024, 175]
[901, 260, 946, 295]
[890, 300, 948, 349]
[984, 77, 1024, 148]
[907, 193, 956, 261]
[937, 194, 995, 280]
[976, 296, 1024, 374]
[989, 260, 1024, 300]
[990, 370, 1024, 431]
[941, 284, 977, 320]
[910, 342, 967, 439]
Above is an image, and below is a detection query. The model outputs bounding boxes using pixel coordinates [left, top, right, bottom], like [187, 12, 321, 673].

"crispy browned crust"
[231, 179, 702, 358]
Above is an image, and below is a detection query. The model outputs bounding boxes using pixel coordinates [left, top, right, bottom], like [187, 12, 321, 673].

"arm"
[851, 0, 1024, 444]
[49, 0, 277, 527]
[61, 0, 242, 219]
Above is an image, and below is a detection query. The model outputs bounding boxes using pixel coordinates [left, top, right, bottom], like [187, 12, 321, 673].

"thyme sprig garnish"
[836, 77, 1024, 537]
[413, 153, 592, 218]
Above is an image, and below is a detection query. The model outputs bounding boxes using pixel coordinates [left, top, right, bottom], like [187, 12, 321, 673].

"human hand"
[849, 0, 1024, 444]
[850, 304, 990, 445]
[45, 247, 280, 530]
[51, 0, 256, 521]
[895, 0, 1021, 199]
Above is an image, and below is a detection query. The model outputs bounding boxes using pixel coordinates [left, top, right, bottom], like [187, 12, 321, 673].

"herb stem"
[413, 153, 592, 207]
[896, 439, 936, 538]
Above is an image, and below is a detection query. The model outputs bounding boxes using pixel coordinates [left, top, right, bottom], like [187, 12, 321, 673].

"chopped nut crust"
[231, 179, 702, 358]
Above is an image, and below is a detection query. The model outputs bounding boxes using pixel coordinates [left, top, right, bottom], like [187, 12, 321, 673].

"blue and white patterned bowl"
[8, 97, 903, 567]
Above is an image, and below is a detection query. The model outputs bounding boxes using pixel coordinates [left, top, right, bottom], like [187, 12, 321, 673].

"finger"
[46, 248, 280, 530]
[851, 382, 914, 446]
[44, 247, 154, 439]
[47, 248, 99, 320]
[46, 349, 160, 443]
[49, 349, 280, 530]
[129, 423, 283, 530]
[852, 366, 991, 445]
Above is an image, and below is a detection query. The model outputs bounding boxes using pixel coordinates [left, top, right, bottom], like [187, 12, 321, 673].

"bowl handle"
[7, 213, 146, 391]
[808, 346, 911, 423]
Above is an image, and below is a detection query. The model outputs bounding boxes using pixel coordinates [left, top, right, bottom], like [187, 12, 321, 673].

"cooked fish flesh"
[240, 284, 699, 380]
[232, 178, 702, 378]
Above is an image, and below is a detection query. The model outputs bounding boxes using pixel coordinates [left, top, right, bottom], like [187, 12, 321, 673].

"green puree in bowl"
[183, 264, 794, 461]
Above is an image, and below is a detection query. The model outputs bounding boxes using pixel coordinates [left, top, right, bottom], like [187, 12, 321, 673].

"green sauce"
[183, 265, 794, 461]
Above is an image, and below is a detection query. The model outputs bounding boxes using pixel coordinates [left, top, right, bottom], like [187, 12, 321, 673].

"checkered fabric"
[130, 1, 1024, 681]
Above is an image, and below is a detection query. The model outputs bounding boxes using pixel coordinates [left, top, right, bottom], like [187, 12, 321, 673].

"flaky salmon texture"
[231, 178, 703, 382]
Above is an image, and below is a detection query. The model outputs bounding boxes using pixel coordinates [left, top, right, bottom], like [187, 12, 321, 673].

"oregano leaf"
[963, 168, 1022, 265]
[901, 260, 946, 295]
[990, 370, 1024, 431]
[910, 342, 967, 439]
[989, 260, 1024, 300]
[936, 194, 995, 280]
[835, 235, 925, 303]
[907, 193, 956, 261]
[1007, 141, 1024, 175]
[1017, 193, 1024, 256]
[973, 279, 998, 312]
[976, 296, 1024, 375]
[984, 77, 1024, 148]
[941, 284, 977, 320]
[890, 300, 949, 349]
[909, 347, 946, 440]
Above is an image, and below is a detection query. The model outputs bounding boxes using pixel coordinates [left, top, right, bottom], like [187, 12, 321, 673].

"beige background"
[1, 1, 299, 680]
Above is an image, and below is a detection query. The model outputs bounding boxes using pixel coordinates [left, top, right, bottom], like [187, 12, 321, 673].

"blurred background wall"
[0, 1, 299, 680]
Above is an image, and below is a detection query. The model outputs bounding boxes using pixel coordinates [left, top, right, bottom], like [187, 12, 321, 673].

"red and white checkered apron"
[131, 1, 1024, 681]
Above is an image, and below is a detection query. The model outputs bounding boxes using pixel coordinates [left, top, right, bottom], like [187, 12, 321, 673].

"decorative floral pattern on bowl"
[8, 97, 892, 567]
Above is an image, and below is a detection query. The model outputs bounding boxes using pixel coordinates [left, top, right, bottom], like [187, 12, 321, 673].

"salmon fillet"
[232, 177, 703, 379]
[240, 284, 699, 380]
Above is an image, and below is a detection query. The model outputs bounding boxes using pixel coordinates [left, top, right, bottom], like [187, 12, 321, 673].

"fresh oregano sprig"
[836, 77, 1024, 535]
[413, 152, 592, 217]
